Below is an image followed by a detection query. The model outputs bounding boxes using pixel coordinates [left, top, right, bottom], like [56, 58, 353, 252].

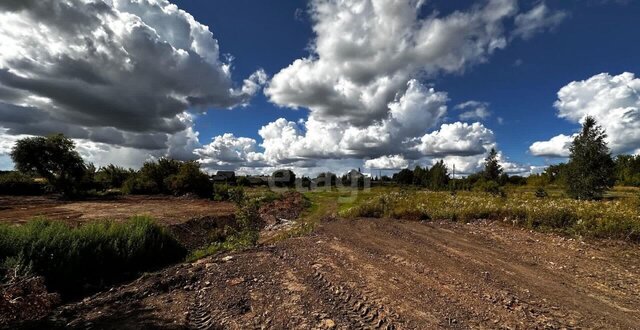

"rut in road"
[188, 289, 223, 330]
[309, 266, 398, 329]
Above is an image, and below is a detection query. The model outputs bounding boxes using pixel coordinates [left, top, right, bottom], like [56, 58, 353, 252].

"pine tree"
[483, 148, 502, 182]
[566, 116, 615, 200]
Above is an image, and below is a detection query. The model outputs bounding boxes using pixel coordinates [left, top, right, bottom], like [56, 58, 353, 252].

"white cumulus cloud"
[530, 72, 640, 158]
[364, 155, 409, 170]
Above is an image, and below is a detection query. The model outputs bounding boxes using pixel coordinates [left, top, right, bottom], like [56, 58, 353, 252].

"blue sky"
[177, 0, 640, 168]
[1, 0, 640, 175]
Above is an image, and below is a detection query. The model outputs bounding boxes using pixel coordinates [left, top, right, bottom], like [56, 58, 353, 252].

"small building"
[213, 171, 235, 183]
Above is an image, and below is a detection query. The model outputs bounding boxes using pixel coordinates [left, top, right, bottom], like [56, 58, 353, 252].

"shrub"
[165, 161, 212, 197]
[122, 173, 159, 195]
[0, 172, 44, 196]
[535, 187, 548, 198]
[95, 165, 133, 190]
[0, 217, 186, 299]
[473, 179, 501, 195]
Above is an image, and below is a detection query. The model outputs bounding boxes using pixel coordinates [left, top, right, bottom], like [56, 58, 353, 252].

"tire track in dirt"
[309, 265, 398, 329]
[320, 218, 640, 328]
[188, 289, 217, 330]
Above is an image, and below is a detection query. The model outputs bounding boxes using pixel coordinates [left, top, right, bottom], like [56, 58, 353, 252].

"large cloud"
[530, 72, 640, 158]
[197, 0, 565, 174]
[265, 0, 564, 127]
[0, 0, 264, 163]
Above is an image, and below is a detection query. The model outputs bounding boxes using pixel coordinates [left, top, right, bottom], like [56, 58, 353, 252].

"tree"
[614, 155, 640, 186]
[428, 160, 449, 190]
[316, 172, 337, 187]
[483, 148, 502, 182]
[393, 168, 414, 185]
[11, 134, 87, 197]
[413, 166, 428, 186]
[566, 116, 615, 200]
[95, 164, 133, 190]
[141, 158, 181, 194]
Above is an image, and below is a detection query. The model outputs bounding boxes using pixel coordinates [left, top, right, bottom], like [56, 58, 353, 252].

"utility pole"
[452, 163, 456, 191]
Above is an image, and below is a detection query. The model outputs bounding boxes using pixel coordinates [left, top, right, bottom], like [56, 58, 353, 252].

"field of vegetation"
[339, 186, 640, 241]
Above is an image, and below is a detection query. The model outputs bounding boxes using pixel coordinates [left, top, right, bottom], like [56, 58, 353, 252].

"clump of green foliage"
[535, 187, 548, 198]
[0, 172, 44, 195]
[212, 184, 245, 203]
[123, 158, 212, 197]
[0, 216, 186, 299]
[340, 190, 640, 241]
[94, 164, 133, 191]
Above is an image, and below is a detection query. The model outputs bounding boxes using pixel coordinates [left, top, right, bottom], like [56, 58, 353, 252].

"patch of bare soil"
[48, 218, 640, 329]
[0, 195, 235, 225]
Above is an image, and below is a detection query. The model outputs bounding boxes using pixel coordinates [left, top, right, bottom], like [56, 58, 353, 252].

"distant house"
[213, 171, 235, 183]
[247, 176, 267, 185]
[347, 169, 364, 179]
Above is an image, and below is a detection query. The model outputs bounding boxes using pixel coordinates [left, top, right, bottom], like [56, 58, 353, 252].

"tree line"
[0, 116, 630, 200]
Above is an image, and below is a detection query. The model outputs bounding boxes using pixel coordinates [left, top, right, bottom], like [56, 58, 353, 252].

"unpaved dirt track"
[55, 218, 640, 329]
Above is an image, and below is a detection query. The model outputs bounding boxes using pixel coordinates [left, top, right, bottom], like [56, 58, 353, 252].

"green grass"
[340, 187, 640, 241]
[0, 216, 186, 299]
[186, 229, 257, 262]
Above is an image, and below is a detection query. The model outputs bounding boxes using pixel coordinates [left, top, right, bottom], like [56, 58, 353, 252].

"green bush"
[0, 172, 45, 195]
[473, 179, 501, 195]
[95, 165, 133, 190]
[123, 159, 212, 197]
[212, 184, 245, 202]
[0, 217, 186, 298]
[165, 161, 213, 197]
[535, 187, 549, 198]
[122, 173, 159, 195]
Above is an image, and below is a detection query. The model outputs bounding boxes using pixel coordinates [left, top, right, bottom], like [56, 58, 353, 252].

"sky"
[1, 0, 640, 176]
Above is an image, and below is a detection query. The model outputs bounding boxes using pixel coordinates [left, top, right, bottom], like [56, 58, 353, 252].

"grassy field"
[0, 216, 186, 299]
[337, 186, 640, 241]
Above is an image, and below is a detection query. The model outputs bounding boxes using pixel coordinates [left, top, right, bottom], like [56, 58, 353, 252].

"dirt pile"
[260, 192, 308, 229]
[0, 275, 60, 327]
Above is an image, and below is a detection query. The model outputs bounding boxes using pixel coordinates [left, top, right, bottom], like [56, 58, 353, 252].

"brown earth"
[49, 217, 640, 329]
[0, 195, 235, 225]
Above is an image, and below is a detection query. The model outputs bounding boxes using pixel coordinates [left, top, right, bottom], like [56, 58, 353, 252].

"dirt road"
[53, 217, 640, 329]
